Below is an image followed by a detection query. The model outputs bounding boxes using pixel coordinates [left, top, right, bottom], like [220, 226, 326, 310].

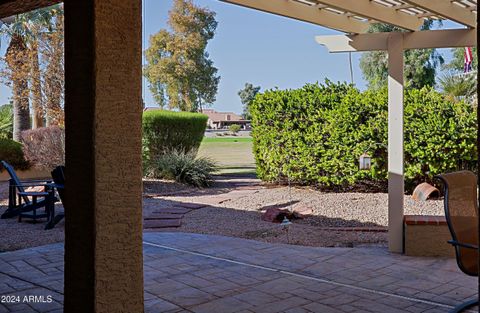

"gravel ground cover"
[147, 179, 444, 248]
[0, 183, 65, 251]
[0, 178, 444, 251]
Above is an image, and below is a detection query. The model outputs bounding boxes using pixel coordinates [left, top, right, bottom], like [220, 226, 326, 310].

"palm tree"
[0, 6, 60, 139]
[438, 71, 477, 103]
[3, 32, 30, 140]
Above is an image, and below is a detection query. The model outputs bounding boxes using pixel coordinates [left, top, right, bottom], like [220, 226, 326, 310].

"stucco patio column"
[387, 33, 404, 253]
[64, 1, 144, 312]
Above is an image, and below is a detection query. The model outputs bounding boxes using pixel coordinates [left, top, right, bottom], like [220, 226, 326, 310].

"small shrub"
[0, 138, 30, 170]
[20, 126, 65, 170]
[229, 124, 241, 134]
[145, 149, 217, 187]
[142, 110, 208, 168]
[0, 104, 13, 140]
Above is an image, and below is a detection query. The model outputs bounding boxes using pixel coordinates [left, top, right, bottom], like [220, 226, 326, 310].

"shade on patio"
[0, 0, 477, 312]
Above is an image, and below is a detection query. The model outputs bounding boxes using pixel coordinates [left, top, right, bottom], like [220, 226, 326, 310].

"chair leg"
[450, 298, 478, 313]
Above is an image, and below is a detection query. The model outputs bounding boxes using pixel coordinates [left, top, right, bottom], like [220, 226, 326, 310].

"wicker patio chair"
[435, 171, 479, 313]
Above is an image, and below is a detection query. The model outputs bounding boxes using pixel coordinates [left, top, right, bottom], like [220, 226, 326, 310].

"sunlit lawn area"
[198, 137, 256, 175]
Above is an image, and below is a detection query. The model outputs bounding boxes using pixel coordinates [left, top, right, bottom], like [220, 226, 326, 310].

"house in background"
[202, 109, 250, 130]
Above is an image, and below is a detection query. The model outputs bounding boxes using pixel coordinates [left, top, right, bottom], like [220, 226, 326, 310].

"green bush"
[251, 81, 477, 191]
[0, 104, 13, 140]
[142, 110, 208, 169]
[0, 138, 30, 171]
[229, 124, 241, 134]
[145, 149, 217, 187]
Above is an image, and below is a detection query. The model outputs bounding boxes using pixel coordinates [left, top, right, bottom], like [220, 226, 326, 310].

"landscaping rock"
[291, 204, 314, 216]
[262, 207, 302, 223]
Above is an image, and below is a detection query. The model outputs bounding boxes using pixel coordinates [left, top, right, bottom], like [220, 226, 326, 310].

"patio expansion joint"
[143, 240, 458, 311]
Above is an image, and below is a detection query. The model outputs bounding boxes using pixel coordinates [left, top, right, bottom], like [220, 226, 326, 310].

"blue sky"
[1, 1, 460, 114]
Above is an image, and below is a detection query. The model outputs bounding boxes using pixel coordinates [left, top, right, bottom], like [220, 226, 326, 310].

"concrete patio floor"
[0, 232, 477, 313]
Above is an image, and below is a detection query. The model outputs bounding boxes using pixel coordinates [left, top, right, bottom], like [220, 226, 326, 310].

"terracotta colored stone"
[292, 204, 314, 216]
[143, 219, 182, 229]
[262, 208, 301, 223]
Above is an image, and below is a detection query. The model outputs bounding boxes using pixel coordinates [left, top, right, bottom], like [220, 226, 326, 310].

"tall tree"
[0, 5, 60, 138]
[359, 22, 444, 89]
[29, 6, 61, 128]
[41, 11, 64, 126]
[2, 33, 30, 140]
[238, 83, 260, 120]
[144, 0, 220, 112]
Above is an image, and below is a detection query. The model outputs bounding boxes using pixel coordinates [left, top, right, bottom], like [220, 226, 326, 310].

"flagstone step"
[153, 207, 191, 214]
[143, 219, 182, 229]
[145, 213, 184, 220]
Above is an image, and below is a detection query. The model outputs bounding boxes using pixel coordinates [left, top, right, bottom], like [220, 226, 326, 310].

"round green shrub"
[0, 138, 30, 171]
[145, 149, 217, 187]
[142, 110, 208, 172]
[251, 81, 477, 191]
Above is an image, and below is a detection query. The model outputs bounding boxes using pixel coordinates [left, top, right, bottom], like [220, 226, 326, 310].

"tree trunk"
[45, 16, 64, 126]
[7, 34, 31, 141]
[30, 40, 44, 128]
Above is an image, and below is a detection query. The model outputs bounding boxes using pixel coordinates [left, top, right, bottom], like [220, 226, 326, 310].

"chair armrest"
[448, 240, 479, 250]
[20, 179, 53, 183]
[12, 182, 52, 187]
[17, 191, 50, 197]
[50, 183, 64, 190]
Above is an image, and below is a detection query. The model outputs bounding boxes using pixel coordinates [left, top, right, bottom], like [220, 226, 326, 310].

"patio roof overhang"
[221, 0, 478, 254]
[0, 0, 61, 18]
[221, 0, 477, 34]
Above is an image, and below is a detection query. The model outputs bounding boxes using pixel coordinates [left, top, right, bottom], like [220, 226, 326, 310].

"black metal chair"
[1, 160, 55, 222]
[45, 165, 65, 230]
[435, 171, 479, 313]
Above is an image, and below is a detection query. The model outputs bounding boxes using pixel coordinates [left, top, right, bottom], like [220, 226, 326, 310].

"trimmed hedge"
[251, 81, 476, 191]
[142, 110, 208, 171]
[0, 138, 30, 171]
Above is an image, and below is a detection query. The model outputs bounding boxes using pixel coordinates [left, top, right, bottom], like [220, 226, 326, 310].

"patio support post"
[63, 0, 144, 312]
[387, 33, 405, 253]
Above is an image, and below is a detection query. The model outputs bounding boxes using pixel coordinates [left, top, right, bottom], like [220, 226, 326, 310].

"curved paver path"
[0, 232, 477, 312]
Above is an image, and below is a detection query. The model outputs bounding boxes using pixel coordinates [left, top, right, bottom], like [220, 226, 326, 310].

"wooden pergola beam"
[315, 29, 477, 52]
[220, 0, 369, 34]
[316, 0, 424, 31]
[402, 0, 477, 28]
[0, 0, 61, 18]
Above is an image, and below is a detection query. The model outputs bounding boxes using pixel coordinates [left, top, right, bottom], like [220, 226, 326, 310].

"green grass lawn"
[198, 137, 256, 175]
[201, 137, 253, 143]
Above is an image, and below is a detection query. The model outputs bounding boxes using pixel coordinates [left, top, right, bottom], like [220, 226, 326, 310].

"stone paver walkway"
[143, 176, 263, 230]
[0, 232, 477, 312]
